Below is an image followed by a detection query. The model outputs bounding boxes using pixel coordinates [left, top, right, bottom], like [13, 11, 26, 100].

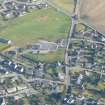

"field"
[25, 48, 65, 62]
[48, 0, 74, 14]
[0, 7, 70, 46]
[79, 0, 105, 35]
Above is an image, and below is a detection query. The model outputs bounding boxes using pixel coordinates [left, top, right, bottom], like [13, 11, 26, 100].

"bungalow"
[15, 66, 24, 73]
[79, 56, 88, 63]
[58, 73, 65, 81]
[17, 85, 27, 91]
[1, 60, 12, 66]
[10, 63, 18, 70]
[25, 68, 34, 76]
[0, 38, 12, 45]
[7, 87, 17, 94]
[85, 62, 93, 69]
[56, 39, 67, 48]
[1, 10, 14, 18]
[35, 68, 44, 77]
[77, 74, 83, 85]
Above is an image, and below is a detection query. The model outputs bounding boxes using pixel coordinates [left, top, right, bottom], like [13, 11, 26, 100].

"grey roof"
[0, 38, 10, 43]
[30, 41, 57, 51]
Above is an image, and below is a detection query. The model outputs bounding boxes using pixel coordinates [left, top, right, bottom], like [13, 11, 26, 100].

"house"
[56, 39, 67, 48]
[10, 63, 18, 70]
[77, 74, 83, 85]
[1, 9, 14, 18]
[58, 73, 65, 81]
[35, 68, 44, 77]
[0, 38, 12, 45]
[25, 68, 34, 76]
[85, 62, 92, 69]
[63, 95, 76, 105]
[83, 31, 92, 38]
[7, 87, 17, 94]
[15, 66, 24, 73]
[3, 1, 14, 10]
[79, 56, 88, 63]
[14, 3, 26, 15]
[85, 98, 98, 105]
[7, 50, 16, 54]
[17, 85, 27, 91]
[1, 60, 12, 66]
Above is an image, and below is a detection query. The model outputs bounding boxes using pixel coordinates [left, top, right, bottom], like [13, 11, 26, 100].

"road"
[27, 77, 64, 85]
[0, 73, 16, 79]
[65, 16, 77, 92]
[0, 88, 38, 98]
[64, 0, 80, 92]
[70, 38, 105, 47]
[70, 67, 105, 76]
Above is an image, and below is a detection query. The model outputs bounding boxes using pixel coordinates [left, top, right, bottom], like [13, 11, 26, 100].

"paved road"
[27, 78, 64, 85]
[65, 16, 77, 92]
[64, 0, 80, 92]
[70, 67, 105, 76]
[0, 88, 38, 98]
[71, 38, 105, 46]
[0, 73, 16, 79]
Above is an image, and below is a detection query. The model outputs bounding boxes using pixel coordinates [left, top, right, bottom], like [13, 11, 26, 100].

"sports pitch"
[0, 8, 70, 46]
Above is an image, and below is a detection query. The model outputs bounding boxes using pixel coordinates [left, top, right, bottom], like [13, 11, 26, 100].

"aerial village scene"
[0, 0, 105, 105]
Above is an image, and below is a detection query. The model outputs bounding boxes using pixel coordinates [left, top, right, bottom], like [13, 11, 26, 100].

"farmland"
[0, 7, 70, 46]
[79, 0, 105, 34]
[48, 0, 74, 14]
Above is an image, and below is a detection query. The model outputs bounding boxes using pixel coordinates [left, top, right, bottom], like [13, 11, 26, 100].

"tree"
[7, 97, 15, 105]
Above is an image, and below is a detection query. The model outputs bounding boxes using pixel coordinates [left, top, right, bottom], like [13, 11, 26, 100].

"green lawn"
[0, 43, 10, 51]
[0, 7, 70, 46]
[48, 0, 74, 14]
[24, 48, 65, 62]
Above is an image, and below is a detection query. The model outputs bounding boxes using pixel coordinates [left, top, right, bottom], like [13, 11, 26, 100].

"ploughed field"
[79, 0, 105, 34]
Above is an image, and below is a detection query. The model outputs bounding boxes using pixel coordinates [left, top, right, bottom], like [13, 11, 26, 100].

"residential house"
[0, 38, 12, 45]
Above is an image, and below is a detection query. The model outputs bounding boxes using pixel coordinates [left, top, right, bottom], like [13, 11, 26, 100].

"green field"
[48, 0, 74, 14]
[0, 7, 70, 46]
[24, 48, 65, 62]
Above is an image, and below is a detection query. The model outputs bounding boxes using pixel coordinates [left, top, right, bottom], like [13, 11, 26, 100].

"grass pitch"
[48, 0, 74, 14]
[0, 8, 70, 46]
